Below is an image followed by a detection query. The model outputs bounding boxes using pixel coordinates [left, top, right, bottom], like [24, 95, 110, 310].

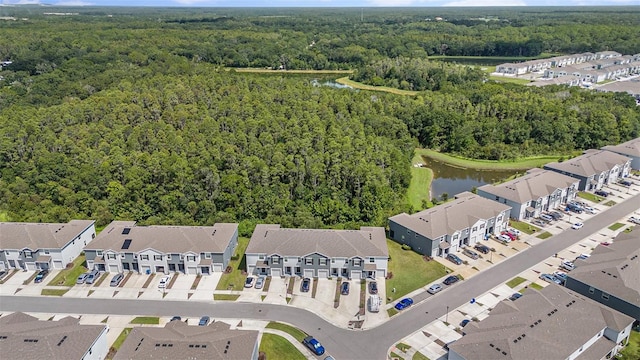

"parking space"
[122, 273, 149, 289]
[291, 277, 312, 298]
[170, 274, 196, 290]
[337, 279, 359, 315]
[262, 276, 287, 305]
[196, 272, 221, 290]
[314, 278, 336, 307]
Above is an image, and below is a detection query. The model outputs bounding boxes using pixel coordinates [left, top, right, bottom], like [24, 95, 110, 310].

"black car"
[474, 244, 490, 254]
[509, 293, 522, 301]
[620, 180, 632, 186]
[198, 316, 210, 326]
[340, 281, 350, 295]
[446, 253, 463, 265]
[34, 269, 49, 283]
[460, 319, 470, 327]
[170, 316, 182, 322]
[369, 281, 378, 294]
[443, 275, 459, 285]
[595, 190, 609, 197]
[301, 277, 311, 292]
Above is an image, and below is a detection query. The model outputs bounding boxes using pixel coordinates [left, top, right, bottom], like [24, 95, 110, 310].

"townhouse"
[564, 228, 640, 322]
[544, 149, 632, 191]
[388, 192, 511, 258]
[495, 63, 528, 75]
[84, 221, 238, 275]
[245, 225, 388, 279]
[477, 168, 579, 221]
[115, 320, 259, 360]
[448, 285, 634, 360]
[0, 312, 109, 360]
[602, 137, 640, 170]
[0, 220, 96, 271]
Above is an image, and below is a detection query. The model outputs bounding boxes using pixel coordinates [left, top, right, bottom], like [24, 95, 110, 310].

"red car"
[501, 231, 517, 241]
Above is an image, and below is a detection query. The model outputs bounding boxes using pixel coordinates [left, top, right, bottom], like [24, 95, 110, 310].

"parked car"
[498, 234, 512, 243]
[254, 276, 265, 290]
[301, 277, 311, 292]
[532, 219, 547, 227]
[427, 284, 443, 294]
[539, 273, 561, 285]
[540, 214, 554, 222]
[368, 281, 378, 294]
[561, 261, 575, 271]
[474, 244, 490, 254]
[244, 276, 254, 288]
[507, 228, 521, 236]
[462, 249, 479, 260]
[340, 281, 350, 295]
[394, 298, 414, 311]
[76, 273, 90, 284]
[443, 275, 459, 285]
[553, 271, 568, 285]
[619, 180, 632, 187]
[550, 211, 564, 219]
[34, 269, 49, 283]
[576, 254, 590, 261]
[600, 242, 611, 246]
[509, 293, 522, 301]
[460, 319, 471, 327]
[110, 273, 124, 287]
[302, 336, 325, 356]
[198, 316, 210, 326]
[501, 231, 517, 241]
[85, 269, 100, 284]
[446, 253, 463, 265]
[170, 316, 181, 322]
[595, 190, 609, 197]
[571, 222, 584, 230]
[629, 216, 640, 225]
[158, 275, 171, 289]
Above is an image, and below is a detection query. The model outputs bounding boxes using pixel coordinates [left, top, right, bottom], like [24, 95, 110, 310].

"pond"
[311, 79, 354, 90]
[423, 156, 521, 200]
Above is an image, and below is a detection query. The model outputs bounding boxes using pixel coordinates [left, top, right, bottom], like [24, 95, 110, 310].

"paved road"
[1, 193, 638, 359]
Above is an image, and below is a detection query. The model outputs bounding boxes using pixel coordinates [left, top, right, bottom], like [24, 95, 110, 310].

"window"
[353, 259, 362, 266]
[272, 256, 280, 264]
[602, 293, 610, 300]
[92, 233, 96, 239]
[120, 253, 126, 259]
[154, 255, 162, 261]
[24, 251, 32, 258]
[4, 251, 8, 255]
[205, 253, 211, 259]
[107, 253, 116, 260]
[44, 250, 50, 255]
[167, 254, 172, 260]
[96, 250, 103, 256]
[187, 255, 196, 262]
[140, 255, 149, 261]
[259, 255, 265, 260]
[319, 258, 327, 266]
[331, 259, 335, 263]
[305, 258, 313, 265]
[453, 234, 458, 241]
[472, 227, 478, 232]
[589, 287, 595, 294]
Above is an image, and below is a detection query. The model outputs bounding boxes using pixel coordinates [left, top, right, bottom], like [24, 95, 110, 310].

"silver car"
[255, 276, 265, 290]
[110, 273, 124, 287]
[76, 273, 89, 284]
[427, 284, 443, 294]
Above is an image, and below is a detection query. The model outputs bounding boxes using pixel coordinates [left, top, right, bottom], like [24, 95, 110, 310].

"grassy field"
[407, 149, 435, 210]
[216, 237, 249, 291]
[412, 351, 431, 360]
[488, 75, 533, 85]
[529, 283, 544, 291]
[265, 322, 307, 342]
[129, 316, 159, 325]
[335, 77, 419, 96]
[232, 68, 352, 74]
[387, 308, 399, 317]
[415, 149, 567, 171]
[509, 220, 539, 235]
[386, 239, 449, 301]
[213, 294, 240, 301]
[41, 289, 69, 296]
[609, 223, 625, 231]
[537, 232, 553, 239]
[618, 330, 640, 360]
[112, 328, 132, 350]
[577, 192, 602, 202]
[506, 276, 526, 288]
[259, 333, 306, 360]
[48, 255, 87, 286]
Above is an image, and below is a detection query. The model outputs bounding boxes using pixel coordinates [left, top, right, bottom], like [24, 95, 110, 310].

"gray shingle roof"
[544, 150, 631, 177]
[389, 192, 511, 239]
[0, 312, 106, 360]
[448, 285, 633, 360]
[114, 320, 258, 360]
[0, 220, 95, 250]
[478, 168, 578, 203]
[567, 227, 640, 307]
[86, 221, 238, 254]
[602, 137, 640, 157]
[246, 225, 388, 258]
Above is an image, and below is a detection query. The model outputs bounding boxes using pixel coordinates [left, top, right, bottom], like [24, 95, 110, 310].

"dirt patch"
[286, 277, 294, 295]
[311, 278, 318, 298]
[142, 274, 155, 289]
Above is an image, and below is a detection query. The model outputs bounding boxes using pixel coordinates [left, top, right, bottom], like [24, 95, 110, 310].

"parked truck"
[368, 295, 381, 312]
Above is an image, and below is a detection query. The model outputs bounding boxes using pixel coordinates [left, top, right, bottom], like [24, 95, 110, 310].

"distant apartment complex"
[85, 221, 238, 275]
[389, 192, 511, 258]
[245, 225, 388, 279]
[0, 220, 96, 271]
[602, 137, 640, 170]
[477, 168, 579, 221]
[544, 149, 632, 191]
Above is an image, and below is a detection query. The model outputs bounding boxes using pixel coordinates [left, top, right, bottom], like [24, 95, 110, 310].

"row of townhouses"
[496, 51, 638, 76]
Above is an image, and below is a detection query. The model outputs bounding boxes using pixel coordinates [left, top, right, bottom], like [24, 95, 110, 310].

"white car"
[158, 275, 171, 289]
[584, 206, 597, 214]
[571, 223, 584, 230]
[561, 261, 575, 271]
[508, 228, 521, 236]
[498, 234, 512, 243]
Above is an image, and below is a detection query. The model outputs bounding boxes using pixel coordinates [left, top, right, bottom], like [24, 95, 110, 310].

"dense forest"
[0, 7, 639, 231]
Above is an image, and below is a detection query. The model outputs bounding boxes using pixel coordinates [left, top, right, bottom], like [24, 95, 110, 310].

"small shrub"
[224, 266, 232, 274]
[401, 244, 412, 251]
[65, 263, 73, 269]
[386, 272, 394, 280]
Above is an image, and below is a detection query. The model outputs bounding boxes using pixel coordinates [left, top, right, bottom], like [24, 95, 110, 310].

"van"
[540, 214, 554, 222]
[368, 295, 381, 313]
[85, 269, 100, 284]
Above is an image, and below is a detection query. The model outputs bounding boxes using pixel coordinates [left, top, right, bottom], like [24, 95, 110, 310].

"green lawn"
[265, 322, 307, 342]
[506, 277, 526, 288]
[618, 330, 640, 360]
[415, 149, 569, 171]
[41, 289, 69, 296]
[129, 317, 159, 325]
[407, 159, 434, 210]
[529, 283, 544, 290]
[577, 192, 602, 203]
[214, 294, 240, 301]
[488, 75, 533, 85]
[386, 239, 449, 301]
[112, 328, 132, 351]
[216, 237, 249, 291]
[509, 220, 539, 235]
[413, 351, 431, 360]
[537, 232, 553, 239]
[396, 343, 411, 352]
[609, 223, 625, 231]
[335, 76, 419, 96]
[48, 255, 87, 286]
[387, 308, 399, 317]
[259, 333, 306, 360]
[604, 200, 617, 207]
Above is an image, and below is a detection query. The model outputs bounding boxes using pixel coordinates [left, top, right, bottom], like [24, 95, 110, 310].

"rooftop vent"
[56, 335, 68, 346]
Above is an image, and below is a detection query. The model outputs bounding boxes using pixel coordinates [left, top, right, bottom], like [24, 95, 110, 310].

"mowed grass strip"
[129, 316, 159, 325]
[415, 149, 569, 171]
[386, 240, 449, 301]
[407, 149, 434, 210]
[213, 294, 240, 301]
[506, 277, 526, 288]
[335, 77, 419, 96]
[259, 333, 306, 360]
[265, 322, 307, 342]
[41, 288, 69, 296]
[48, 255, 87, 286]
[609, 223, 625, 231]
[216, 237, 250, 291]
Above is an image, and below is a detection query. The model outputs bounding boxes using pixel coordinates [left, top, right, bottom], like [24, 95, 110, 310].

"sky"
[1, 0, 638, 8]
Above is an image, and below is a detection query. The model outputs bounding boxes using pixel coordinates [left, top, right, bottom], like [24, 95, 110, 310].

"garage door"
[53, 260, 64, 269]
[213, 264, 223, 272]
[141, 266, 151, 275]
[303, 269, 315, 278]
[376, 269, 386, 278]
[317, 269, 329, 278]
[350, 271, 362, 280]
[271, 268, 282, 277]
[109, 264, 119, 273]
[187, 266, 197, 275]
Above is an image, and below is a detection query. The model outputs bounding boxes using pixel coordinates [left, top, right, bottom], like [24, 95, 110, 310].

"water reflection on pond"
[311, 79, 354, 89]
[424, 156, 521, 200]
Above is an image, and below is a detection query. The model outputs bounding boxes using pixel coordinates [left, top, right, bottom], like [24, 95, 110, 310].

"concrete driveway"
[315, 278, 336, 307]
[262, 276, 287, 305]
[337, 279, 360, 317]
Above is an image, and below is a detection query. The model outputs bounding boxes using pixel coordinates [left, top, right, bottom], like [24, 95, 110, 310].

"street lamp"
[446, 306, 449, 323]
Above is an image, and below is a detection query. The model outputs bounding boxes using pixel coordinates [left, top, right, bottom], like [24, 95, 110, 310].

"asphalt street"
[1, 192, 638, 359]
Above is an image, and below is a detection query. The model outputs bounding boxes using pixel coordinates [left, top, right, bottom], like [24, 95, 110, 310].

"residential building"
[477, 168, 579, 221]
[596, 79, 640, 103]
[388, 192, 511, 258]
[447, 285, 634, 360]
[564, 227, 640, 322]
[0, 312, 109, 360]
[544, 150, 632, 191]
[495, 63, 528, 75]
[602, 137, 640, 170]
[245, 225, 388, 279]
[0, 220, 96, 271]
[595, 51, 622, 59]
[84, 221, 238, 275]
[114, 319, 259, 360]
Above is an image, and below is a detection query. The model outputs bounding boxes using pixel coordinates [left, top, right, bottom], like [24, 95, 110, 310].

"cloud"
[55, 0, 94, 5]
[443, 0, 526, 5]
